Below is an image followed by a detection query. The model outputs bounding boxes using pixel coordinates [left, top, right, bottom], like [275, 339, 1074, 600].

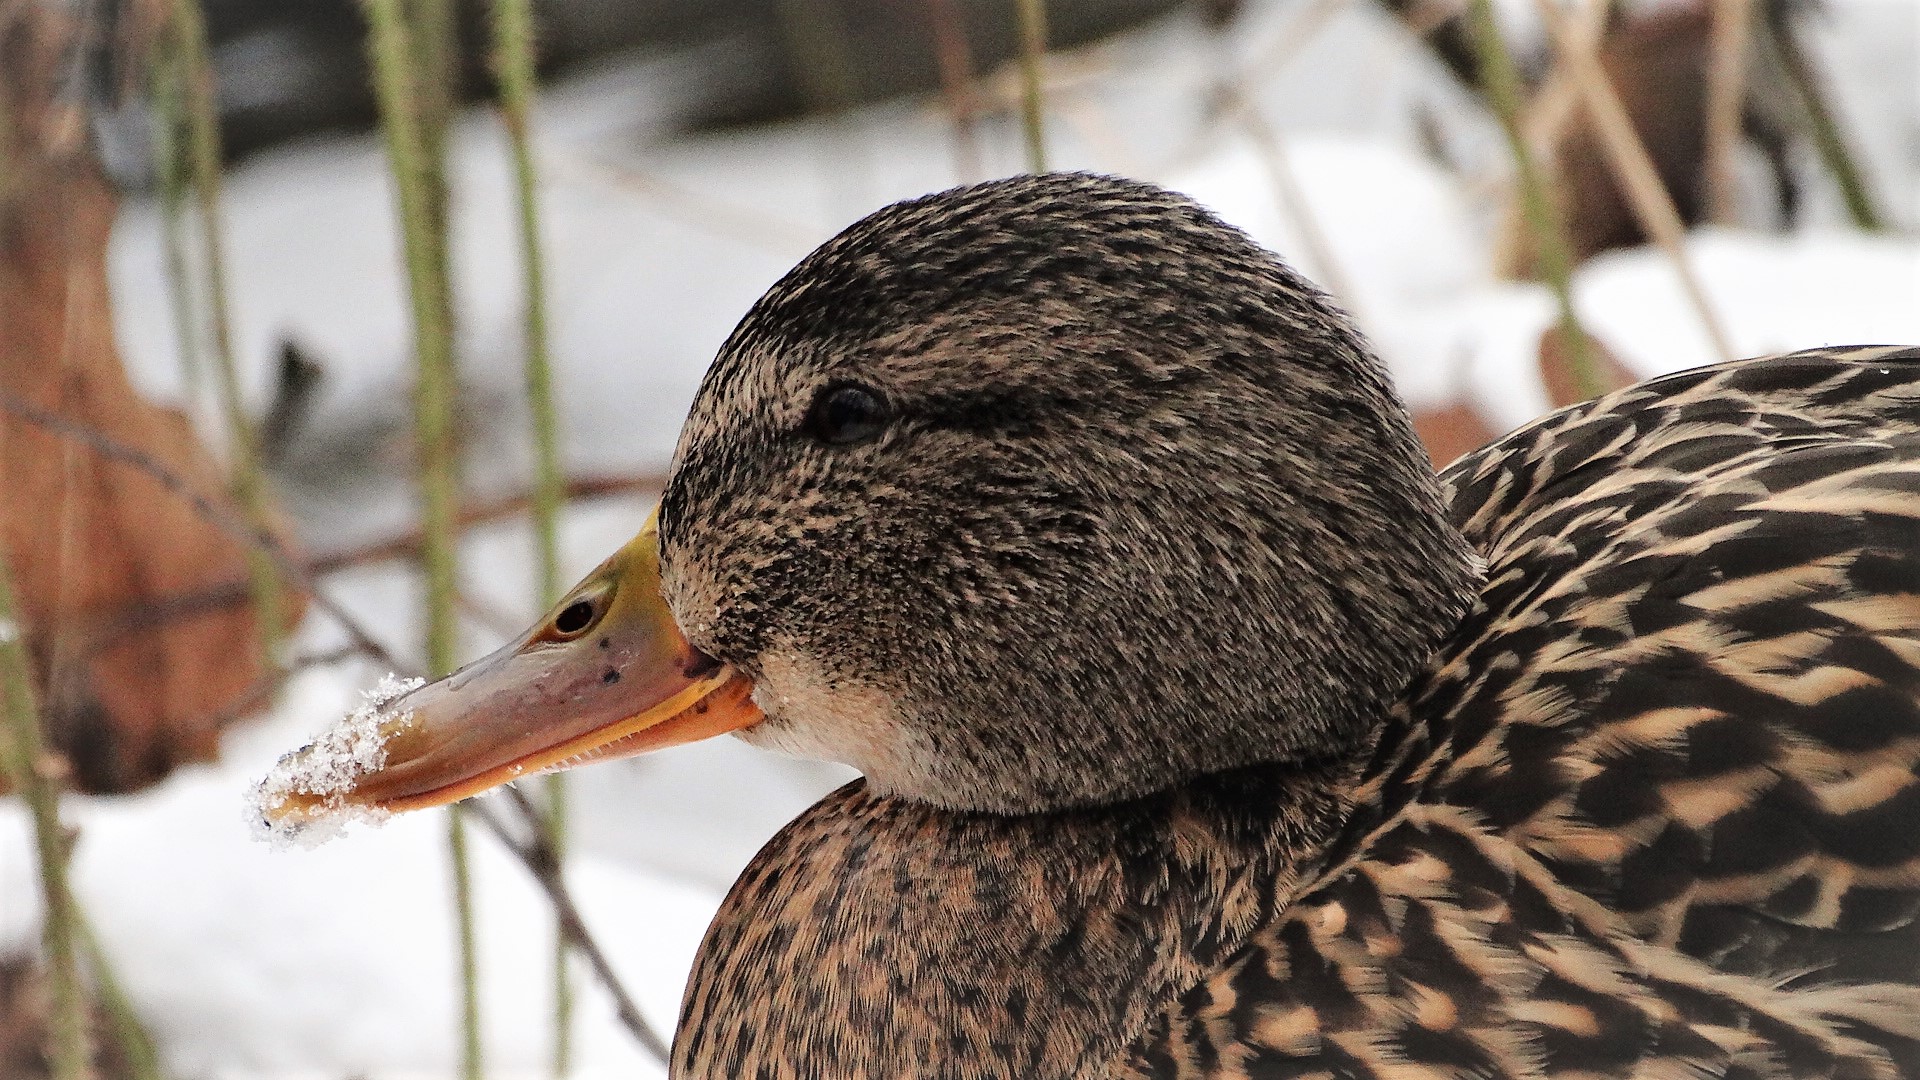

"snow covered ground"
[4, 0, 1917, 1075]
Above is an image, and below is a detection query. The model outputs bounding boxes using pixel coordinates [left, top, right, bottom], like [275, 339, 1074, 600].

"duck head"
[270, 173, 1480, 820]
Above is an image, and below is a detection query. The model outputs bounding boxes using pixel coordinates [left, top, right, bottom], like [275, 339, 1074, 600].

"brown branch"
[38, 472, 666, 670]
[309, 473, 664, 576]
[1238, 108, 1362, 312]
[468, 790, 675, 1062]
[455, 589, 528, 640]
[1373, 0, 1484, 94]
[541, 150, 820, 254]
[1153, 0, 1351, 173]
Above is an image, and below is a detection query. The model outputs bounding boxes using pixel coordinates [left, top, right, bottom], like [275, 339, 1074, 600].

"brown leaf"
[1, 8, 305, 794]
[1499, 1, 1798, 278]
[1554, 4, 1714, 267]
[1537, 325, 1637, 408]
[1411, 402, 1502, 468]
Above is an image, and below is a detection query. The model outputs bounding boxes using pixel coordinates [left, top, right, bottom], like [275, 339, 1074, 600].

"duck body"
[682, 346, 1920, 1079]
[268, 175, 1920, 1080]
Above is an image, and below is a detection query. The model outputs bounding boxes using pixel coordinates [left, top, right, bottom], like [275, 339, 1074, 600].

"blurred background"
[0, 0, 1916, 1076]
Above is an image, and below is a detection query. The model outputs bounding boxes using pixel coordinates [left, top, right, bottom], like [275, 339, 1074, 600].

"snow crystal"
[245, 673, 423, 848]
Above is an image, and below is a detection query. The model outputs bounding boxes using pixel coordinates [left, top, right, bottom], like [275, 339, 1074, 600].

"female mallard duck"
[272, 173, 1920, 1078]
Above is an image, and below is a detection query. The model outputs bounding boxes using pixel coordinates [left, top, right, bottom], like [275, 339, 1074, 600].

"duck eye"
[804, 383, 888, 445]
[552, 598, 598, 638]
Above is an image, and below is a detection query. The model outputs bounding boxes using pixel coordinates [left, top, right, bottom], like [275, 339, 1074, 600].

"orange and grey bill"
[260, 510, 762, 822]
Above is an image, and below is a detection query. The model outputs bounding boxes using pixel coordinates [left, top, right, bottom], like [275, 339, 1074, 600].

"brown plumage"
[648, 176, 1920, 1078]
[269, 171, 1920, 1078]
[1120, 350, 1920, 1079]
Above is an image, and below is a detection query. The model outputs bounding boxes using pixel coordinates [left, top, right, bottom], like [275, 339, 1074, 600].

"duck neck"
[674, 752, 1361, 1079]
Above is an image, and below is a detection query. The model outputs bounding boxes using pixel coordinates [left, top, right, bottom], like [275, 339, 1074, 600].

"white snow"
[1447, 229, 1920, 432]
[245, 671, 421, 848]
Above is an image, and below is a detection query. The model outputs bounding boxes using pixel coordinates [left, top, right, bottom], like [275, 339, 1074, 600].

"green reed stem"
[775, 0, 859, 112]
[0, 69, 12, 201]
[77, 915, 163, 1080]
[168, 0, 284, 666]
[486, 0, 575, 1069]
[1465, 0, 1604, 400]
[0, 559, 91, 1080]
[1762, 11, 1884, 231]
[360, 0, 483, 1075]
[1015, 0, 1049, 172]
[150, 41, 202, 407]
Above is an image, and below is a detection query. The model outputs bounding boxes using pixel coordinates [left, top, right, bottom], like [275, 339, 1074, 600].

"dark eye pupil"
[554, 599, 595, 635]
[807, 385, 886, 445]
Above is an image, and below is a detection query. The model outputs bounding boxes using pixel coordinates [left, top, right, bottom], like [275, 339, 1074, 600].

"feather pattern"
[1119, 344, 1920, 1079]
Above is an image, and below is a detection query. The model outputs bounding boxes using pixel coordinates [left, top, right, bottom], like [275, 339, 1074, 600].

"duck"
[265, 172, 1920, 1078]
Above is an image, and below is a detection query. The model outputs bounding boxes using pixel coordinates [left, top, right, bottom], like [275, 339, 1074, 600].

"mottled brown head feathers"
[658, 173, 1480, 813]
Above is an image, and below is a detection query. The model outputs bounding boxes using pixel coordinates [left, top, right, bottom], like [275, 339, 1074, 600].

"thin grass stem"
[1015, 0, 1049, 172]
[1760, 7, 1884, 230]
[486, 0, 576, 1068]
[0, 555, 92, 1080]
[76, 914, 163, 1080]
[0, 64, 11, 200]
[776, 0, 858, 111]
[1466, 0, 1605, 400]
[168, 0, 285, 670]
[149, 42, 203, 407]
[448, 808, 482, 1077]
[358, 0, 483, 1074]
[401, 3, 484, 1068]
[1528, 0, 1736, 363]
[1704, 0, 1752, 225]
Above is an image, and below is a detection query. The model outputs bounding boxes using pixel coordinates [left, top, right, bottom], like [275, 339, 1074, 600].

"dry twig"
[542, 150, 820, 254]
[1757, 5, 1884, 230]
[1238, 109, 1360, 314]
[468, 792, 675, 1063]
[1158, 0, 1352, 172]
[1468, 0, 1605, 400]
[0, 391, 405, 671]
[1529, 0, 1737, 363]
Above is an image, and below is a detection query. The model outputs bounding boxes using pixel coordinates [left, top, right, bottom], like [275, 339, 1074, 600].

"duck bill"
[275, 512, 761, 818]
